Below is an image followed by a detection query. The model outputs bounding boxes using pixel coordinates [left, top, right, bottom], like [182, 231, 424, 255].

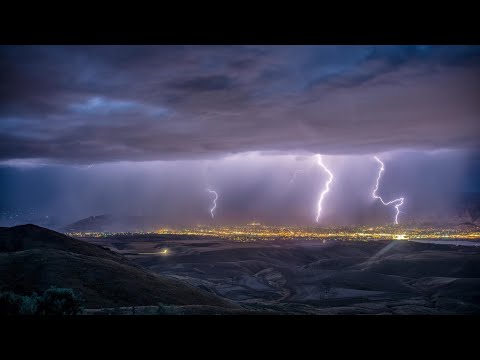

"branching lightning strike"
[316, 155, 334, 223]
[373, 156, 404, 225]
[206, 189, 218, 218]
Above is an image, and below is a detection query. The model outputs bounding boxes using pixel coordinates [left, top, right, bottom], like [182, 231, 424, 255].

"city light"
[66, 224, 480, 243]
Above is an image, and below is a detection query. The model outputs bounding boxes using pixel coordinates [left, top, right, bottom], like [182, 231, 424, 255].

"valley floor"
[81, 236, 480, 315]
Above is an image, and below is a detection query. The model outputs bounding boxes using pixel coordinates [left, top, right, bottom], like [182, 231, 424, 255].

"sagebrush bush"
[37, 287, 82, 315]
[19, 292, 41, 315]
[156, 303, 184, 315]
[0, 288, 83, 315]
[0, 292, 23, 315]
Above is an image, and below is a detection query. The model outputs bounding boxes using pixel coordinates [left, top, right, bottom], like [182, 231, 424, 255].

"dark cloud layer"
[1, 45, 480, 164]
[168, 75, 235, 92]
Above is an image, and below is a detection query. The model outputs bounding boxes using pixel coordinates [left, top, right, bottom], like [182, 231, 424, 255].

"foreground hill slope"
[0, 224, 238, 310]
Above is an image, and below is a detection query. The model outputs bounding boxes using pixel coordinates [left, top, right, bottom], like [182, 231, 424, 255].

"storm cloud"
[1, 45, 479, 164]
[1, 46, 479, 227]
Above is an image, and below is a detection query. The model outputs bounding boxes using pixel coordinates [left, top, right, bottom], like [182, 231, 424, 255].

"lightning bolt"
[316, 155, 334, 223]
[373, 156, 405, 225]
[289, 169, 304, 184]
[206, 189, 218, 218]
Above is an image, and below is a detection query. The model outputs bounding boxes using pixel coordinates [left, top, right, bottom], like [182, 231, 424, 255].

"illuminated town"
[67, 223, 480, 243]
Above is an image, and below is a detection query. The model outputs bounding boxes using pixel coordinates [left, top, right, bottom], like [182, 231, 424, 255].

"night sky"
[1, 45, 479, 227]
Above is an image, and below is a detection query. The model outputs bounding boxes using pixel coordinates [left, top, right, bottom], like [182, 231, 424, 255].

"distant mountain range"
[59, 192, 480, 232]
[63, 214, 160, 233]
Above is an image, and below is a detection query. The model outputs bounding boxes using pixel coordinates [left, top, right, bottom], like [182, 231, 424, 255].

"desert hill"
[0, 224, 239, 310]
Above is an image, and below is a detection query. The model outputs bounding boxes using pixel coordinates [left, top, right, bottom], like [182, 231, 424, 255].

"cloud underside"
[1, 45, 479, 163]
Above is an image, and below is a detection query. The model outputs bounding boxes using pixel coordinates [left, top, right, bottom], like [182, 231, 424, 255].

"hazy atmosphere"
[1, 45, 479, 228]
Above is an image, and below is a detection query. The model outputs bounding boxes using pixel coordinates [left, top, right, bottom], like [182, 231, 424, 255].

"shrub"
[19, 292, 41, 315]
[156, 303, 184, 315]
[37, 287, 83, 315]
[0, 292, 23, 315]
[0, 288, 83, 315]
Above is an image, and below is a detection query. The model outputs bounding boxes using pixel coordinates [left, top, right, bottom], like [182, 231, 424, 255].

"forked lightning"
[373, 156, 404, 225]
[316, 155, 334, 223]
